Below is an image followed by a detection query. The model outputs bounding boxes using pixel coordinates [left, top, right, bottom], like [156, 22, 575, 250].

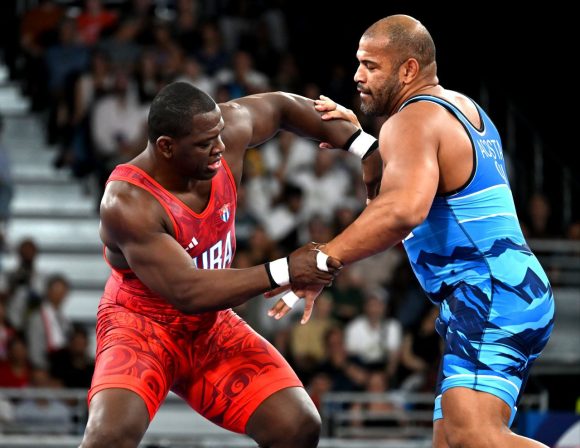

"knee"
[283, 409, 321, 448]
[80, 420, 145, 448]
[258, 407, 321, 448]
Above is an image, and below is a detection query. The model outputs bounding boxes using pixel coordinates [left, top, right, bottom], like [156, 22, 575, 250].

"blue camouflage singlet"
[400, 95, 554, 422]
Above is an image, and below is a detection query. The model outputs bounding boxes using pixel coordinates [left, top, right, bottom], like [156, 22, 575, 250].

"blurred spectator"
[135, 50, 162, 104]
[246, 226, 281, 266]
[241, 18, 281, 78]
[13, 368, 73, 434]
[350, 249, 403, 290]
[231, 185, 259, 251]
[261, 132, 317, 182]
[2, 239, 44, 331]
[305, 215, 334, 246]
[215, 50, 270, 98]
[76, 0, 118, 46]
[56, 50, 115, 176]
[0, 302, 15, 361]
[522, 192, 560, 239]
[194, 21, 228, 76]
[344, 287, 402, 376]
[566, 220, 580, 240]
[49, 324, 94, 388]
[306, 371, 332, 411]
[19, 0, 64, 110]
[150, 22, 184, 82]
[0, 115, 12, 253]
[325, 64, 354, 107]
[350, 371, 403, 429]
[262, 183, 305, 253]
[293, 150, 353, 221]
[20, 0, 64, 59]
[173, 0, 202, 54]
[328, 266, 365, 323]
[273, 53, 302, 92]
[44, 17, 90, 145]
[290, 292, 338, 377]
[391, 258, 430, 329]
[399, 306, 441, 392]
[97, 19, 141, 72]
[26, 275, 71, 369]
[0, 335, 30, 388]
[120, 0, 155, 46]
[176, 56, 216, 99]
[91, 69, 149, 202]
[317, 326, 368, 392]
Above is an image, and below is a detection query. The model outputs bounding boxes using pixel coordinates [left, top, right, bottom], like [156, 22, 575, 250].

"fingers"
[319, 109, 346, 120]
[267, 298, 292, 320]
[314, 94, 337, 112]
[326, 255, 343, 271]
[319, 142, 333, 149]
[301, 296, 315, 324]
[300, 285, 323, 324]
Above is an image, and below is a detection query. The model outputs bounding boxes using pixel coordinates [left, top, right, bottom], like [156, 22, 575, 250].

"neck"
[389, 75, 440, 117]
[136, 146, 200, 192]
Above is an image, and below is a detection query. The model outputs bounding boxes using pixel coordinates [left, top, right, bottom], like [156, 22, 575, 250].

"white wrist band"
[348, 130, 378, 159]
[316, 250, 329, 272]
[282, 291, 300, 308]
[269, 257, 290, 286]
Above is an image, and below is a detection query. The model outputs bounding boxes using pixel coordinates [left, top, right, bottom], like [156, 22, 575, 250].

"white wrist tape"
[282, 291, 300, 308]
[347, 130, 378, 159]
[269, 257, 290, 286]
[316, 250, 329, 272]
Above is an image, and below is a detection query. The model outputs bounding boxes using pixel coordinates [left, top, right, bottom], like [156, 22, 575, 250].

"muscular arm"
[100, 183, 325, 314]
[220, 92, 362, 169]
[324, 106, 439, 264]
[221, 91, 381, 199]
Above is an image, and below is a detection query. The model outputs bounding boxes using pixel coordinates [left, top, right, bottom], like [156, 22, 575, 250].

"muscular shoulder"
[217, 101, 253, 157]
[100, 181, 167, 246]
[382, 102, 443, 143]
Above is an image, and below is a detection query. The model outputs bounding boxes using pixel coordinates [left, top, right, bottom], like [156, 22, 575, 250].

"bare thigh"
[80, 388, 150, 448]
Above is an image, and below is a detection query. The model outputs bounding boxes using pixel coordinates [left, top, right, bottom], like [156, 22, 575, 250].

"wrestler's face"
[173, 106, 225, 180]
[354, 36, 404, 117]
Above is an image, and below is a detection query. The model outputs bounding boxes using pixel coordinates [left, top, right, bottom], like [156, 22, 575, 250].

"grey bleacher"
[2, 82, 105, 325]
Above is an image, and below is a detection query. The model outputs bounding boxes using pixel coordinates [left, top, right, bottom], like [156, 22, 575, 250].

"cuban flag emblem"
[219, 203, 230, 223]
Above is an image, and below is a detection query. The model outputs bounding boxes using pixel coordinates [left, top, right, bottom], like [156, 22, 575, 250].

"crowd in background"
[0, 0, 578, 434]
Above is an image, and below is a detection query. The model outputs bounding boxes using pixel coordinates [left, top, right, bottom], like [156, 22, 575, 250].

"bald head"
[363, 15, 436, 69]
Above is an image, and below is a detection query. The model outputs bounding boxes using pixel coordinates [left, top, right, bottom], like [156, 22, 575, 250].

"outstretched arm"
[232, 91, 360, 148]
[268, 104, 440, 321]
[323, 105, 439, 263]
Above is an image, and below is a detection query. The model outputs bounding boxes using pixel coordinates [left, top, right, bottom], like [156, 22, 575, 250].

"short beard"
[360, 99, 383, 116]
[360, 76, 404, 117]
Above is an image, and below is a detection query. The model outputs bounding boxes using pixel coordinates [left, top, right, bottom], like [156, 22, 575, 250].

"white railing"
[321, 391, 549, 439]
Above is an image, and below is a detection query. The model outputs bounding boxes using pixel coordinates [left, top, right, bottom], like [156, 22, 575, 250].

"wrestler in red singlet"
[89, 161, 301, 433]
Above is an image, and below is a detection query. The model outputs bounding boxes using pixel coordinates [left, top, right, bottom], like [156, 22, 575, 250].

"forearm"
[271, 92, 359, 147]
[324, 195, 415, 265]
[237, 92, 376, 156]
[169, 264, 273, 314]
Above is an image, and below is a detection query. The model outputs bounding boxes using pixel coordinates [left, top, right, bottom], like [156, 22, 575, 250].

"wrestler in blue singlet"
[400, 95, 555, 425]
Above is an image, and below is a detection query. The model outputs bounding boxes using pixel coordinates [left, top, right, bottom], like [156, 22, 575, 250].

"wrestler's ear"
[399, 58, 420, 84]
[156, 136, 174, 159]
